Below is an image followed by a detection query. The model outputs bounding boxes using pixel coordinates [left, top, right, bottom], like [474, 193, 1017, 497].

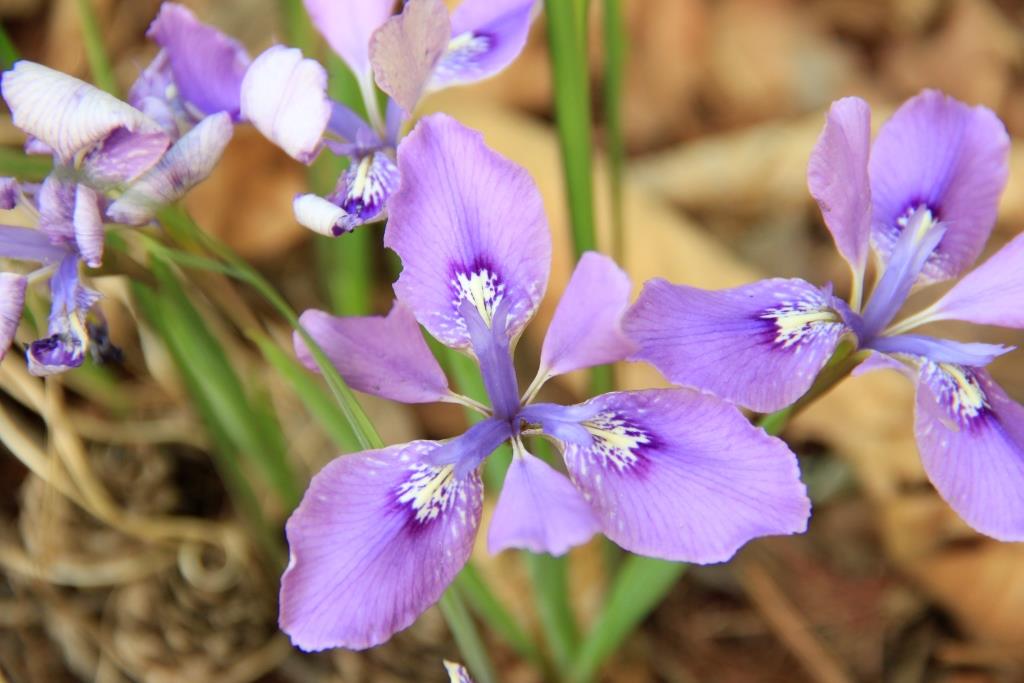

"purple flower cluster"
[628, 91, 1024, 542]
[0, 3, 245, 374]
[238, 0, 536, 237]
[281, 114, 810, 651]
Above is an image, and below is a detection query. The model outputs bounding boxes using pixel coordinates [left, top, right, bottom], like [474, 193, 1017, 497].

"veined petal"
[431, 0, 536, 90]
[303, 0, 393, 80]
[38, 175, 77, 244]
[0, 273, 27, 361]
[385, 114, 550, 348]
[81, 125, 172, 187]
[915, 362, 1024, 540]
[807, 97, 872, 278]
[107, 112, 233, 225]
[294, 303, 450, 404]
[0, 177, 18, 209]
[73, 184, 104, 268]
[332, 151, 400, 231]
[0, 226, 67, 263]
[240, 46, 330, 164]
[868, 334, 1012, 367]
[557, 390, 810, 563]
[487, 446, 600, 556]
[625, 278, 849, 413]
[926, 232, 1024, 329]
[146, 3, 250, 119]
[540, 251, 635, 378]
[369, 0, 451, 114]
[280, 441, 483, 651]
[869, 90, 1009, 282]
[1, 61, 169, 163]
[127, 51, 185, 137]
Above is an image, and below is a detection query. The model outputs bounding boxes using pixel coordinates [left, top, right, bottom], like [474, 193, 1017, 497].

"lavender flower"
[128, 2, 251, 138]
[239, 0, 536, 237]
[625, 90, 1024, 541]
[0, 60, 233, 373]
[444, 661, 473, 683]
[281, 115, 810, 651]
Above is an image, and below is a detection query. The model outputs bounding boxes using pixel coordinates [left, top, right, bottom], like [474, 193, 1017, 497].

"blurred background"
[2, 0, 1024, 681]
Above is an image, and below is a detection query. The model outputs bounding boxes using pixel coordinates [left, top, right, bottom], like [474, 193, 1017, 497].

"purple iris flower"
[128, 3, 251, 138]
[239, 0, 537, 237]
[625, 90, 1024, 541]
[281, 114, 810, 651]
[0, 60, 233, 373]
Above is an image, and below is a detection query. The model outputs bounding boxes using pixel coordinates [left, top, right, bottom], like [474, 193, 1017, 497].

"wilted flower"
[0, 59, 232, 373]
[626, 90, 1024, 541]
[240, 0, 537, 237]
[281, 114, 810, 651]
[444, 661, 473, 683]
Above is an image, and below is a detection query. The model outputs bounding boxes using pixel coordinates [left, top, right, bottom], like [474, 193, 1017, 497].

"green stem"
[545, 0, 597, 258]
[602, 0, 627, 265]
[526, 552, 578, 677]
[439, 589, 499, 683]
[455, 565, 544, 669]
[75, 0, 118, 95]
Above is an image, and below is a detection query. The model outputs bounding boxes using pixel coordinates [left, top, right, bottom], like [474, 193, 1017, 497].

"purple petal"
[869, 90, 1009, 282]
[146, 3, 250, 119]
[326, 151, 400, 234]
[444, 661, 474, 683]
[1, 177, 20, 209]
[915, 362, 1024, 540]
[557, 389, 810, 563]
[38, 175, 76, 244]
[280, 441, 483, 651]
[431, 0, 536, 90]
[385, 114, 550, 348]
[0, 273, 27, 361]
[0, 226, 67, 263]
[73, 184, 104, 268]
[1, 61, 169, 164]
[851, 350, 912, 378]
[461, 297, 520, 418]
[328, 101, 376, 146]
[927, 232, 1024, 329]
[625, 278, 849, 413]
[807, 97, 872, 278]
[81, 126, 172, 187]
[540, 251, 635, 378]
[294, 303, 450, 404]
[868, 334, 1012, 367]
[28, 255, 94, 377]
[107, 112, 233, 225]
[426, 418, 511, 477]
[487, 447, 600, 555]
[240, 46, 331, 164]
[370, 0, 451, 114]
[303, 0, 394, 80]
[127, 50, 184, 137]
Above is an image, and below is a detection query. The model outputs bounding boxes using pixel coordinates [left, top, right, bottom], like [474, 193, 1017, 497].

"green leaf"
[251, 331, 359, 452]
[454, 564, 543, 669]
[602, 0, 627, 264]
[439, 589, 499, 683]
[570, 556, 686, 682]
[0, 23, 20, 71]
[145, 256, 301, 510]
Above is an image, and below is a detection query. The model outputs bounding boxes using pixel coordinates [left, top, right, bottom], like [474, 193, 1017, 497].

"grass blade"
[454, 564, 543, 669]
[602, 0, 627, 265]
[75, 0, 118, 95]
[439, 589, 499, 683]
[252, 331, 359, 452]
[0, 23, 20, 70]
[0, 147, 52, 180]
[569, 556, 685, 683]
[545, 0, 596, 258]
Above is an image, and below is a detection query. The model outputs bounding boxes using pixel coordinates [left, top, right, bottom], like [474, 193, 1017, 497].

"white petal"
[240, 46, 331, 164]
[1, 61, 167, 163]
[293, 193, 345, 236]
